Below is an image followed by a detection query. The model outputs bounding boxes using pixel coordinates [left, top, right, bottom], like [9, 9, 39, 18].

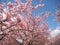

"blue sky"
[0, 0, 60, 28]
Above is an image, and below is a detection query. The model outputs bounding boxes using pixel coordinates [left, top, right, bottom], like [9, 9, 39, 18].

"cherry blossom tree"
[0, 0, 49, 45]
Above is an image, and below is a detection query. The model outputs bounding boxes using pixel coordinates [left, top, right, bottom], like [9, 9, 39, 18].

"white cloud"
[16, 38, 23, 43]
[2, 13, 7, 20]
[48, 27, 60, 39]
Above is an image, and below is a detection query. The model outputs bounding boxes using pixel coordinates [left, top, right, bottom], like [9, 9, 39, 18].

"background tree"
[55, 10, 60, 21]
